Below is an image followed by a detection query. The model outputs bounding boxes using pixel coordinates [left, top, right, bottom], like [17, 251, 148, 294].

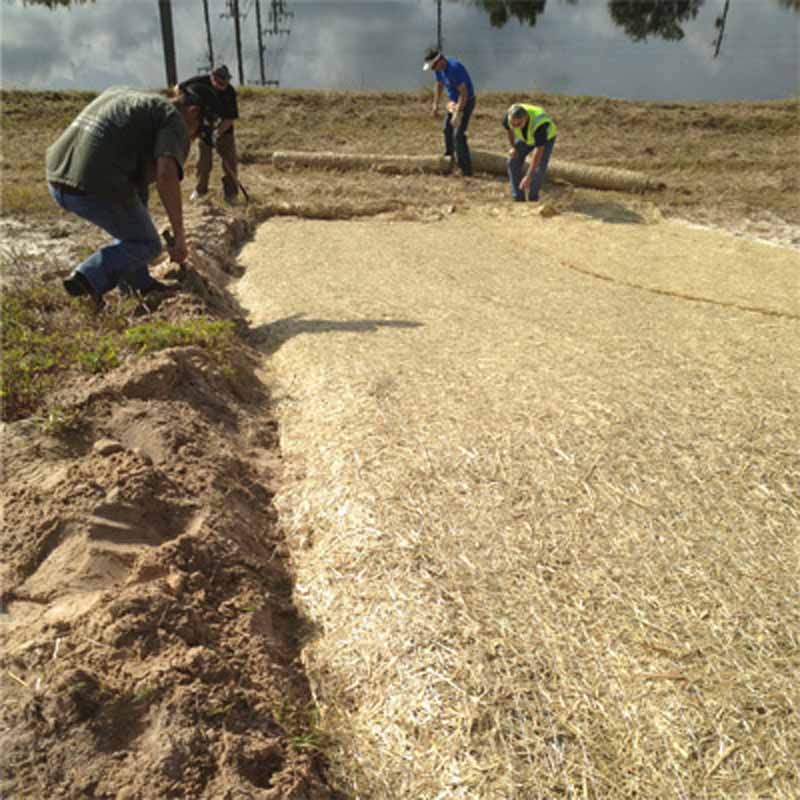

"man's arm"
[155, 155, 188, 263]
[450, 83, 468, 127]
[520, 145, 544, 191]
[455, 83, 468, 113]
[529, 146, 544, 174]
[504, 115, 516, 154]
[432, 82, 443, 117]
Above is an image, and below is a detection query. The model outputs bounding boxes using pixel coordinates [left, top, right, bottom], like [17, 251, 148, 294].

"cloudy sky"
[1, 0, 797, 100]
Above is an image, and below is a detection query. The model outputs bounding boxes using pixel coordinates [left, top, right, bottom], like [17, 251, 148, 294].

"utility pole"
[202, 0, 215, 70]
[230, 0, 245, 85]
[255, 0, 266, 85]
[437, 0, 442, 51]
[158, 0, 178, 87]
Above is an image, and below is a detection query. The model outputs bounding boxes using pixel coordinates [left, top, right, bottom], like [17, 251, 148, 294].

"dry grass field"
[2, 87, 798, 232]
[1, 87, 799, 799]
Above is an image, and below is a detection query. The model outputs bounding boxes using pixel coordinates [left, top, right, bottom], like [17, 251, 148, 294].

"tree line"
[21, 0, 800, 42]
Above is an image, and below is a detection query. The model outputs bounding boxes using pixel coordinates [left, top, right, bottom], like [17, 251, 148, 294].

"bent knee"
[124, 235, 162, 264]
[143, 235, 163, 262]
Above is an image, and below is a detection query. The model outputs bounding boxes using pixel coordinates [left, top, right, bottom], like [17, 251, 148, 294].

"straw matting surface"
[236, 208, 799, 799]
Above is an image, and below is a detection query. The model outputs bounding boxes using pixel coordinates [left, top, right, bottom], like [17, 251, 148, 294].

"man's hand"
[169, 231, 188, 264]
[163, 228, 188, 264]
[520, 174, 532, 192]
[508, 147, 517, 158]
[431, 105, 440, 119]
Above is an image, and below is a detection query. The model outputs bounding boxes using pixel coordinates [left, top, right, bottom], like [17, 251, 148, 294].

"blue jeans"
[507, 137, 556, 201]
[444, 95, 476, 176]
[48, 184, 162, 295]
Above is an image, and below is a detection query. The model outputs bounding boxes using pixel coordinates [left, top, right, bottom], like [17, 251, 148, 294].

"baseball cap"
[212, 64, 232, 81]
[422, 48, 441, 71]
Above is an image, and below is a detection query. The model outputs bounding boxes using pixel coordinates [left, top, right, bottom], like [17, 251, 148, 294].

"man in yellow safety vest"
[503, 103, 557, 202]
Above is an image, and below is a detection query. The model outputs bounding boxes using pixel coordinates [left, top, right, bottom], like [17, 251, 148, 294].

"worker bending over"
[503, 102, 557, 202]
[47, 86, 214, 308]
[423, 48, 476, 177]
[179, 64, 240, 205]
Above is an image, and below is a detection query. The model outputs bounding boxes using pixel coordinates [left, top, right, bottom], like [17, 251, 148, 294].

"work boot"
[142, 278, 174, 295]
[63, 271, 104, 311]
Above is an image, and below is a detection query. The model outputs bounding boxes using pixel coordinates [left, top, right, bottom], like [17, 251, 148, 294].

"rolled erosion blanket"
[272, 149, 665, 193]
[470, 149, 665, 193]
[272, 151, 452, 175]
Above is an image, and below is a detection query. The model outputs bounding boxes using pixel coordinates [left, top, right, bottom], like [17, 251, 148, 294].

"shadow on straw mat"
[570, 199, 646, 225]
[249, 314, 424, 354]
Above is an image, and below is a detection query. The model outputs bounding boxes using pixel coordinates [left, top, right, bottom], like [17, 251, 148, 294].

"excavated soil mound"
[0, 209, 333, 800]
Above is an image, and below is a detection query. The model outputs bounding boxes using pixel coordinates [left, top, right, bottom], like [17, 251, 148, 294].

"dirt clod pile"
[0, 209, 333, 800]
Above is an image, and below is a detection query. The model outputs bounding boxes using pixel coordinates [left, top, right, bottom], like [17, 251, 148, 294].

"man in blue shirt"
[423, 48, 476, 177]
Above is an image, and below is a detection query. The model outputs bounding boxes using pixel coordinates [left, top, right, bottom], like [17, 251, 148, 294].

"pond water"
[1, 0, 798, 101]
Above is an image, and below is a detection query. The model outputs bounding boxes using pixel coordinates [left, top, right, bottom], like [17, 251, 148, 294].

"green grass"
[124, 317, 233, 354]
[0, 282, 236, 423]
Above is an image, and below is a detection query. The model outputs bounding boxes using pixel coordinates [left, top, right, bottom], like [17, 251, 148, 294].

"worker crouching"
[46, 87, 214, 308]
[504, 103, 557, 202]
[180, 64, 240, 205]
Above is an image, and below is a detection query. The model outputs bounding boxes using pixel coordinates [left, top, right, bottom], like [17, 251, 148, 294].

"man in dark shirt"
[179, 64, 240, 205]
[423, 48, 476, 177]
[46, 86, 211, 307]
[503, 102, 558, 202]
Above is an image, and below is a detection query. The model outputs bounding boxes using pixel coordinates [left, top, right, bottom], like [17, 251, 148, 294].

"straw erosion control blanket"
[236, 203, 800, 800]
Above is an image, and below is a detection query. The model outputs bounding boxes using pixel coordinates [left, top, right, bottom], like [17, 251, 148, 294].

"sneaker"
[63, 271, 92, 297]
[63, 271, 104, 311]
[142, 278, 177, 295]
[189, 190, 207, 202]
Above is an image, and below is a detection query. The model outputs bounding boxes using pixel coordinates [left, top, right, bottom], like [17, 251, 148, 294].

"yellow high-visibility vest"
[512, 104, 557, 144]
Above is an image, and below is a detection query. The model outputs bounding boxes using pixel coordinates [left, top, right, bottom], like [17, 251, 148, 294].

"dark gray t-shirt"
[46, 87, 190, 202]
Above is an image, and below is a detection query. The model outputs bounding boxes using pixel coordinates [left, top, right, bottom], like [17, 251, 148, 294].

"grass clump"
[124, 318, 234, 355]
[1, 282, 236, 422]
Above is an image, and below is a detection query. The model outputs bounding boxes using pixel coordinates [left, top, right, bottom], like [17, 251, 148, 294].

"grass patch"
[1, 183, 59, 218]
[124, 318, 234, 355]
[1, 282, 236, 423]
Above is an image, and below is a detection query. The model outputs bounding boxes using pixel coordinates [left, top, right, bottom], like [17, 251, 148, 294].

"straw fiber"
[236, 208, 799, 799]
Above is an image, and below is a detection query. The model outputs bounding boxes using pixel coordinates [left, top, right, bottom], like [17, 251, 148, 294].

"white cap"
[422, 50, 442, 71]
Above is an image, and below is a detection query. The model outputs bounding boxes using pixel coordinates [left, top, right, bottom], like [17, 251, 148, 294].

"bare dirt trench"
[235, 206, 800, 798]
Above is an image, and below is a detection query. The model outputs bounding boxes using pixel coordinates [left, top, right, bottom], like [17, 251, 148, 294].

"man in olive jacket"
[47, 86, 213, 306]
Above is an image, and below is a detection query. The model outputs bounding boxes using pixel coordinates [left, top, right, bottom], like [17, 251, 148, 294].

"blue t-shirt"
[435, 58, 475, 102]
